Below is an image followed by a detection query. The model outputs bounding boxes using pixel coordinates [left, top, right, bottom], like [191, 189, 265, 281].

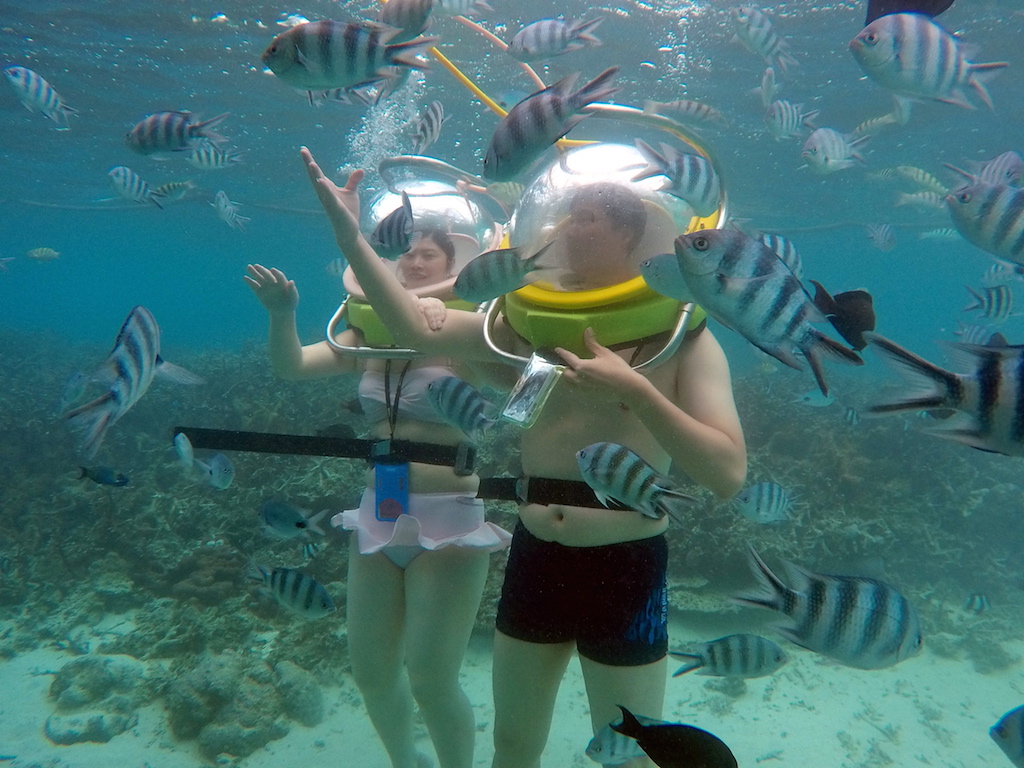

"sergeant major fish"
[642, 99, 726, 127]
[632, 139, 720, 217]
[453, 242, 555, 302]
[483, 67, 619, 182]
[757, 232, 802, 279]
[212, 190, 250, 231]
[188, 142, 243, 169]
[849, 13, 1006, 110]
[732, 481, 794, 524]
[410, 100, 449, 154]
[670, 633, 788, 678]
[126, 111, 229, 156]
[250, 565, 336, 619]
[764, 99, 818, 141]
[731, 7, 797, 76]
[802, 128, 868, 174]
[640, 231, 863, 396]
[64, 306, 203, 459]
[866, 331, 1024, 456]
[261, 20, 437, 92]
[734, 544, 923, 669]
[947, 183, 1024, 267]
[508, 18, 603, 63]
[3, 65, 77, 129]
[576, 442, 696, 524]
[108, 166, 166, 209]
[376, 0, 434, 44]
[370, 191, 414, 258]
[425, 376, 496, 442]
[260, 500, 328, 558]
[964, 284, 1014, 323]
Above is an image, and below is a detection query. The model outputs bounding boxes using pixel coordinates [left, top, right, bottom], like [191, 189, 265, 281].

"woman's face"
[398, 235, 451, 288]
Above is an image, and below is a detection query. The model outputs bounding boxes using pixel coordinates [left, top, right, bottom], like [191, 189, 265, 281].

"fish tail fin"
[654, 487, 698, 525]
[610, 706, 644, 739]
[803, 329, 864, 396]
[969, 61, 1008, 111]
[306, 509, 330, 537]
[301, 541, 319, 559]
[733, 544, 790, 613]
[802, 109, 820, 129]
[572, 66, 619, 109]
[963, 285, 984, 312]
[776, 50, 799, 77]
[387, 36, 439, 70]
[864, 332, 963, 414]
[570, 17, 603, 45]
[155, 358, 205, 385]
[194, 112, 230, 145]
[65, 393, 117, 459]
[631, 138, 667, 182]
[669, 652, 704, 677]
[641, 99, 663, 116]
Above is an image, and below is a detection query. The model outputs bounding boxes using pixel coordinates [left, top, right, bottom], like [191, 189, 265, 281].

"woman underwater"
[245, 226, 511, 768]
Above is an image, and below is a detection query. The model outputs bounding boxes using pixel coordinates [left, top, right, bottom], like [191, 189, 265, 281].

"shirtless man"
[300, 146, 746, 768]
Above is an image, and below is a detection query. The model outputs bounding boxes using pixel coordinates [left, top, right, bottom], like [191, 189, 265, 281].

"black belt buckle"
[371, 439, 393, 461]
[454, 441, 476, 476]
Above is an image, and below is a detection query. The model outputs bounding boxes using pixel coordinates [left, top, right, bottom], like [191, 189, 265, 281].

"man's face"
[563, 200, 635, 284]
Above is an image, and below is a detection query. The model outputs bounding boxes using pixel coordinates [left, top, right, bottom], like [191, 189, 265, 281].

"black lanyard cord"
[383, 358, 413, 441]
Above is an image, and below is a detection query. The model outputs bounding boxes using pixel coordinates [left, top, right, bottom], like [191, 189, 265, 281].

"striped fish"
[964, 285, 1014, 323]
[757, 232, 803, 279]
[26, 247, 60, 261]
[954, 321, 996, 346]
[764, 99, 818, 141]
[732, 481, 793, 524]
[643, 99, 726, 126]
[981, 262, 1021, 288]
[866, 223, 897, 253]
[731, 7, 797, 75]
[187, 142, 243, 169]
[107, 166, 166, 209]
[918, 227, 960, 241]
[640, 230, 863, 396]
[895, 191, 945, 210]
[64, 307, 203, 459]
[370, 191, 414, 259]
[670, 634, 788, 678]
[802, 128, 867, 174]
[435, 0, 492, 18]
[425, 376, 495, 441]
[866, 331, 1024, 456]
[754, 67, 779, 110]
[410, 100, 449, 154]
[453, 242, 554, 302]
[508, 17, 602, 62]
[250, 566, 336, 619]
[734, 545, 923, 670]
[947, 183, 1024, 266]
[153, 180, 197, 203]
[632, 139, 720, 217]
[575, 442, 697, 523]
[895, 165, 948, 194]
[261, 20, 436, 91]
[852, 112, 898, 137]
[966, 151, 1024, 186]
[125, 111, 229, 155]
[849, 13, 1006, 110]
[376, 0, 434, 44]
[991, 705, 1024, 768]
[212, 190, 250, 232]
[3, 65, 77, 129]
[483, 67, 619, 182]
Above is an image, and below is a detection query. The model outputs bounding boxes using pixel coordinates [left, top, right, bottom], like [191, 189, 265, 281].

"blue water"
[3, 1, 1024, 766]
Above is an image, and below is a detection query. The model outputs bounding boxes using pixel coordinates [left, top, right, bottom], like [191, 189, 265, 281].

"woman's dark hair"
[570, 183, 647, 252]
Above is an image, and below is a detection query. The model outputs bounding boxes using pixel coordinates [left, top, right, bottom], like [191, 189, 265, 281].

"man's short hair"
[570, 183, 647, 252]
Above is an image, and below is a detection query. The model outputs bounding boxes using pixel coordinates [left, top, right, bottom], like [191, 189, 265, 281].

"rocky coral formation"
[44, 655, 148, 745]
[161, 650, 326, 759]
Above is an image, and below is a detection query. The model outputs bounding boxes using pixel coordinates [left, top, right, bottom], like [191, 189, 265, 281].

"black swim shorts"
[495, 522, 669, 666]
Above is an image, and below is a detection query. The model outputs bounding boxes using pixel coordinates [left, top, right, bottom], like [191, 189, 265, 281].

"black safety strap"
[476, 476, 630, 510]
[172, 426, 476, 475]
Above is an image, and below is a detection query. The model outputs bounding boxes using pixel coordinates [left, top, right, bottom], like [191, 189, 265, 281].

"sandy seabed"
[1, 620, 1021, 768]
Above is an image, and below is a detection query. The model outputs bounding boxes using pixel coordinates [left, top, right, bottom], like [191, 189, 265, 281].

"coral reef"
[43, 654, 149, 745]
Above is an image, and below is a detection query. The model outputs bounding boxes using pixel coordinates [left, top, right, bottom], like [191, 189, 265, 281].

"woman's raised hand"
[244, 264, 299, 314]
[301, 146, 365, 247]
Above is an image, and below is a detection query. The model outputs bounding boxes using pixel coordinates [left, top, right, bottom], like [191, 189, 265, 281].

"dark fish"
[78, 466, 129, 487]
[810, 281, 876, 351]
[866, 0, 954, 26]
[610, 706, 737, 768]
[992, 704, 1024, 767]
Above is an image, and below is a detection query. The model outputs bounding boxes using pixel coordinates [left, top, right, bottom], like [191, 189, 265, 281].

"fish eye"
[865, 33, 877, 44]
[957, 192, 972, 203]
[692, 236, 710, 251]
